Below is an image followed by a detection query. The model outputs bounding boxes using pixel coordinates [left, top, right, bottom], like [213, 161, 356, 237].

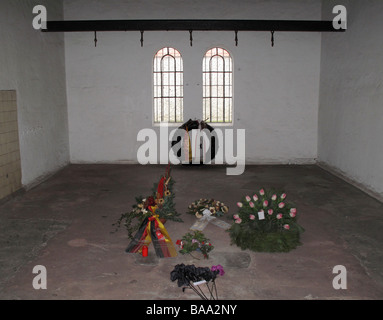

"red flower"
[146, 196, 156, 208]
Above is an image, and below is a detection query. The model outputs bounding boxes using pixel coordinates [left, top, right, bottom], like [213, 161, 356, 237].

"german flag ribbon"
[126, 214, 177, 258]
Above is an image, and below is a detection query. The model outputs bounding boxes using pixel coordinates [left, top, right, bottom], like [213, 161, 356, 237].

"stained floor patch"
[0, 218, 69, 289]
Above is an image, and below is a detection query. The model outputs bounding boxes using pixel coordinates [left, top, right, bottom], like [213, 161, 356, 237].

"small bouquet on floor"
[170, 263, 225, 300]
[176, 230, 214, 259]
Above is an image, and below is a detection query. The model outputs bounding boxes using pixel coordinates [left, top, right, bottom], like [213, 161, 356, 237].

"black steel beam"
[43, 19, 344, 32]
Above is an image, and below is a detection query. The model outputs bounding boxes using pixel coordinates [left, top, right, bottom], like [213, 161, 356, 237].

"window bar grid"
[203, 48, 232, 123]
[153, 47, 183, 123]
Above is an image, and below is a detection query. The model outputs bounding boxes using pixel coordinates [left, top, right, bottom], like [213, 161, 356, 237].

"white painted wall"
[1, 0, 381, 198]
[64, 0, 322, 165]
[319, 0, 383, 198]
[0, 0, 69, 188]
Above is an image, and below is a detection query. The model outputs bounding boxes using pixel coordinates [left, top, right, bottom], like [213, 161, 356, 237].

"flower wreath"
[187, 198, 229, 218]
[228, 188, 305, 252]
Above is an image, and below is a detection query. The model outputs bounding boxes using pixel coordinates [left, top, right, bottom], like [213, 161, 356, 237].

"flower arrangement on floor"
[187, 199, 229, 218]
[113, 167, 183, 239]
[228, 188, 305, 252]
[170, 263, 224, 300]
[176, 230, 214, 259]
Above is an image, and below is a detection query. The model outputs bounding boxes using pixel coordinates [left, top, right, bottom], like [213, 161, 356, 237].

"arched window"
[203, 47, 233, 123]
[153, 47, 183, 123]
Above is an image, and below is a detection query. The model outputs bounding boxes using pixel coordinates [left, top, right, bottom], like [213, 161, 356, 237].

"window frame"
[202, 47, 234, 125]
[153, 47, 184, 125]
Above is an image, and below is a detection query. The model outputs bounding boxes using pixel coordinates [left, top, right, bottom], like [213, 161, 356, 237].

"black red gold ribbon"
[126, 214, 177, 258]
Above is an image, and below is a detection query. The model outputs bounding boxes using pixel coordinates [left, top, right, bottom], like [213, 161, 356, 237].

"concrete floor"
[0, 164, 383, 300]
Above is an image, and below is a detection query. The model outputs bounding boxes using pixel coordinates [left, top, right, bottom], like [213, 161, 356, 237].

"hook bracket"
[140, 30, 144, 47]
[189, 30, 193, 46]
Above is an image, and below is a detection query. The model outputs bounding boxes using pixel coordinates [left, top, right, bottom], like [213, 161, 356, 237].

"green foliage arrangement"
[228, 188, 304, 252]
[177, 230, 214, 259]
[113, 171, 183, 239]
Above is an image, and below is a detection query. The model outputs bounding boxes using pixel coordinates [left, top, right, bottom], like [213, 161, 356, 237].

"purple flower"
[211, 264, 225, 276]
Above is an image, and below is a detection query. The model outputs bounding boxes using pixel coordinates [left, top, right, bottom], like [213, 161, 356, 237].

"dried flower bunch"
[187, 198, 229, 218]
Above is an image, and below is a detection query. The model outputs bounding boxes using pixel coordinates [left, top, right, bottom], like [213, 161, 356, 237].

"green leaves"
[229, 188, 304, 252]
[112, 172, 183, 239]
[178, 230, 214, 259]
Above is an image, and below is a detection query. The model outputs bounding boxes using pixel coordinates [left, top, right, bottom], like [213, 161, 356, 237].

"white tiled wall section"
[0, 90, 22, 200]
